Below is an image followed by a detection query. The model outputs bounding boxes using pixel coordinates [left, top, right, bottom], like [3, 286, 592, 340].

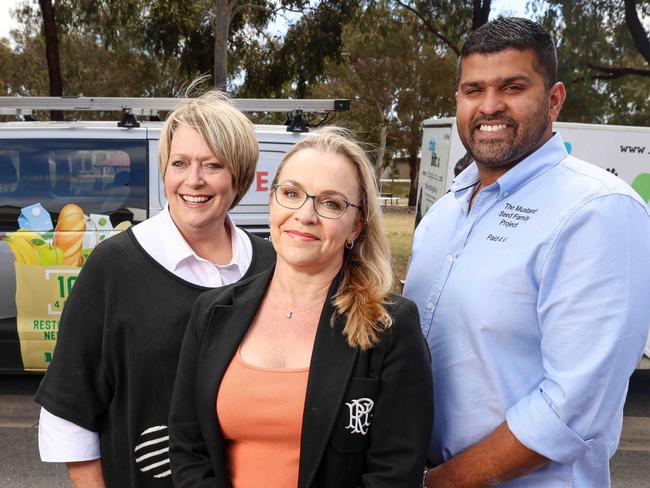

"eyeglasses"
[271, 184, 361, 219]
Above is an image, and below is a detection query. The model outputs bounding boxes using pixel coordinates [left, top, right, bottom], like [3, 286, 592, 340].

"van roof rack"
[0, 96, 351, 132]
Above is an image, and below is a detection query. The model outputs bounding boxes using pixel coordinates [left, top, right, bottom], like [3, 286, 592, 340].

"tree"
[394, 0, 492, 55]
[38, 0, 64, 120]
[319, 2, 415, 181]
[1, 1, 186, 119]
[236, 0, 359, 99]
[533, 0, 650, 124]
[312, 1, 456, 201]
[588, 0, 650, 79]
[14, 0, 312, 92]
[209, 0, 310, 89]
[393, 24, 456, 204]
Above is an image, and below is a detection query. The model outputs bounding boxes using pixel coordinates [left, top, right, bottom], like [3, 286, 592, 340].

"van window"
[0, 139, 147, 231]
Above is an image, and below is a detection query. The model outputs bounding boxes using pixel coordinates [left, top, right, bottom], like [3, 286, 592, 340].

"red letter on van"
[256, 171, 269, 191]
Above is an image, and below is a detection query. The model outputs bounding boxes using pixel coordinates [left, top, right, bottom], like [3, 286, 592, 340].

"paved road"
[1, 371, 649, 487]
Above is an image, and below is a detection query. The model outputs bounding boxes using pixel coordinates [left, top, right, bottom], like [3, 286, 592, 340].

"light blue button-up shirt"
[403, 133, 650, 487]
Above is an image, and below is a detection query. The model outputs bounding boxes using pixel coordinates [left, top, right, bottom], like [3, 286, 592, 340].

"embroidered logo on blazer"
[344, 397, 374, 435]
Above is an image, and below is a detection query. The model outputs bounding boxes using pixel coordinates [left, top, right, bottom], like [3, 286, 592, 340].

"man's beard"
[461, 101, 550, 168]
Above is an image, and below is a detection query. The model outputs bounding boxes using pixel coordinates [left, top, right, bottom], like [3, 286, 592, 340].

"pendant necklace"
[269, 289, 325, 319]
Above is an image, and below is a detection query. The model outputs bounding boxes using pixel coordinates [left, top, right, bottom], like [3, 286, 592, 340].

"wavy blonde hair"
[272, 127, 394, 350]
[158, 90, 259, 209]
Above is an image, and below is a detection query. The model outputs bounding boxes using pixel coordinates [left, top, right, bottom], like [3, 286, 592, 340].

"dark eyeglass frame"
[271, 183, 361, 219]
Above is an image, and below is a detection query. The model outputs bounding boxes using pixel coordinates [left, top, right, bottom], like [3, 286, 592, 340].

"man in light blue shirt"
[404, 17, 650, 487]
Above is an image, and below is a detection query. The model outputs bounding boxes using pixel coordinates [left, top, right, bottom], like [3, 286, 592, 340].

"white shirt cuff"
[38, 407, 101, 462]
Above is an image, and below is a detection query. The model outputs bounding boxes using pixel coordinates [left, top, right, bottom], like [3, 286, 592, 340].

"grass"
[381, 208, 416, 293]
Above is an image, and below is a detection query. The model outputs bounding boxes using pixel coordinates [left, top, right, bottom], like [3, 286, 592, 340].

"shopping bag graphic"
[14, 262, 80, 371]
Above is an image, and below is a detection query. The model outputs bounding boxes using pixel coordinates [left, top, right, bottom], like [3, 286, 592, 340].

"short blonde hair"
[158, 90, 259, 208]
[272, 127, 394, 350]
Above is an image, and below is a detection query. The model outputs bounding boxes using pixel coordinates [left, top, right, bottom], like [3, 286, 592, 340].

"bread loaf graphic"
[54, 204, 86, 266]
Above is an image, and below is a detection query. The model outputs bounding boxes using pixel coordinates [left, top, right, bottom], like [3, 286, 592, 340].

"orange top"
[216, 347, 310, 488]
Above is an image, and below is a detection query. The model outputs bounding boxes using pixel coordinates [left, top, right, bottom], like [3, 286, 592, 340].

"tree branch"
[624, 0, 650, 65]
[589, 63, 650, 79]
[230, 1, 308, 23]
[249, 20, 280, 46]
[395, 1, 460, 56]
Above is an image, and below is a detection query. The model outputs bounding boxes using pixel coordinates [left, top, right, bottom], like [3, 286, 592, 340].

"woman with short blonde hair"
[36, 90, 275, 488]
[158, 90, 259, 208]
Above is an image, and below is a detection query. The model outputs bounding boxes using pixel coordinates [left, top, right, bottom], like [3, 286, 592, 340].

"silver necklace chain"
[268, 288, 325, 319]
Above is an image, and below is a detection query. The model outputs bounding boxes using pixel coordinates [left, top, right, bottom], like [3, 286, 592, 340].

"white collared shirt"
[132, 205, 252, 287]
[39, 206, 253, 462]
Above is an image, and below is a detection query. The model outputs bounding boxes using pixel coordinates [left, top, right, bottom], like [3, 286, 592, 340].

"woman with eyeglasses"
[169, 127, 433, 488]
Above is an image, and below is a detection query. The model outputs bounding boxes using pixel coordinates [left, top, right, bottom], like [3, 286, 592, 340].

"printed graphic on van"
[1, 202, 129, 370]
[632, 173, 650, 203]
[429, 139, 440, 168]
[0, 139, 148, 371]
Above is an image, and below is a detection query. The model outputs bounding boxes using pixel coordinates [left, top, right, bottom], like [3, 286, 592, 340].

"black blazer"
[169, 268, 433, 488]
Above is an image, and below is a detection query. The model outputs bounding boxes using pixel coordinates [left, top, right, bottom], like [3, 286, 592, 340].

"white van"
[416, 117, 650, 367]
[416, 117, 650, 221]
[0, 97, 347, 371]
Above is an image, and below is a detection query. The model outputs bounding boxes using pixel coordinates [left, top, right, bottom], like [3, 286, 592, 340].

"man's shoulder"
[555, 155, 646, 207]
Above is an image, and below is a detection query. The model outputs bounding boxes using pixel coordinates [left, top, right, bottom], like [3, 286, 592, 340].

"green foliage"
[3, 0, 314, 100]
[2, 0, 190, 102]
[4, 0, 650, 171]
[533, 0, 650, 124]
[308, 1, 456, 199]
[236, 0, 358, 99]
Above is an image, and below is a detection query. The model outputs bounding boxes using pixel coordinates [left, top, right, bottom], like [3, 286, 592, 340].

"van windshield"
[0, 139, 147, 231]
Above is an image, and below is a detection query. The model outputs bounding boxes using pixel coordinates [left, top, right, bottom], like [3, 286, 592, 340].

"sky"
[0, 0, 22, 41]
[0, 0, 531, 41]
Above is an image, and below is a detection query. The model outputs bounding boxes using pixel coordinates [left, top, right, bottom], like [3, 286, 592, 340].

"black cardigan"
[169, 267, 433, 488]
[35, 229, 275, 488]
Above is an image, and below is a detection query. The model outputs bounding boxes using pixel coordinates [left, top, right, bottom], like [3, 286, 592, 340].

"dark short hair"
[458, 17, 557, 89]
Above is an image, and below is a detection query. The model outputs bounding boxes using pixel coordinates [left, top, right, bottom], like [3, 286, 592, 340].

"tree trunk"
[375, 123, 388, 184]
[407, 152, 419, 206]
[472, 0, 491, 31]
[39, 0, 63, 120]
[624, 0, 650, 65]
[589, 0, 650, 80]
[213, 0, 231, 90]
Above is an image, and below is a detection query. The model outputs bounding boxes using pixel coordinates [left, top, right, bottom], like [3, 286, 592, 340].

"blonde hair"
[272, 127, 394, 350]
[158, 90, 259, 208]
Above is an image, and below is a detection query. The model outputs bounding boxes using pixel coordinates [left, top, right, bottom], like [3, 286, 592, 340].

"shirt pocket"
[330, 377, 379, 453]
